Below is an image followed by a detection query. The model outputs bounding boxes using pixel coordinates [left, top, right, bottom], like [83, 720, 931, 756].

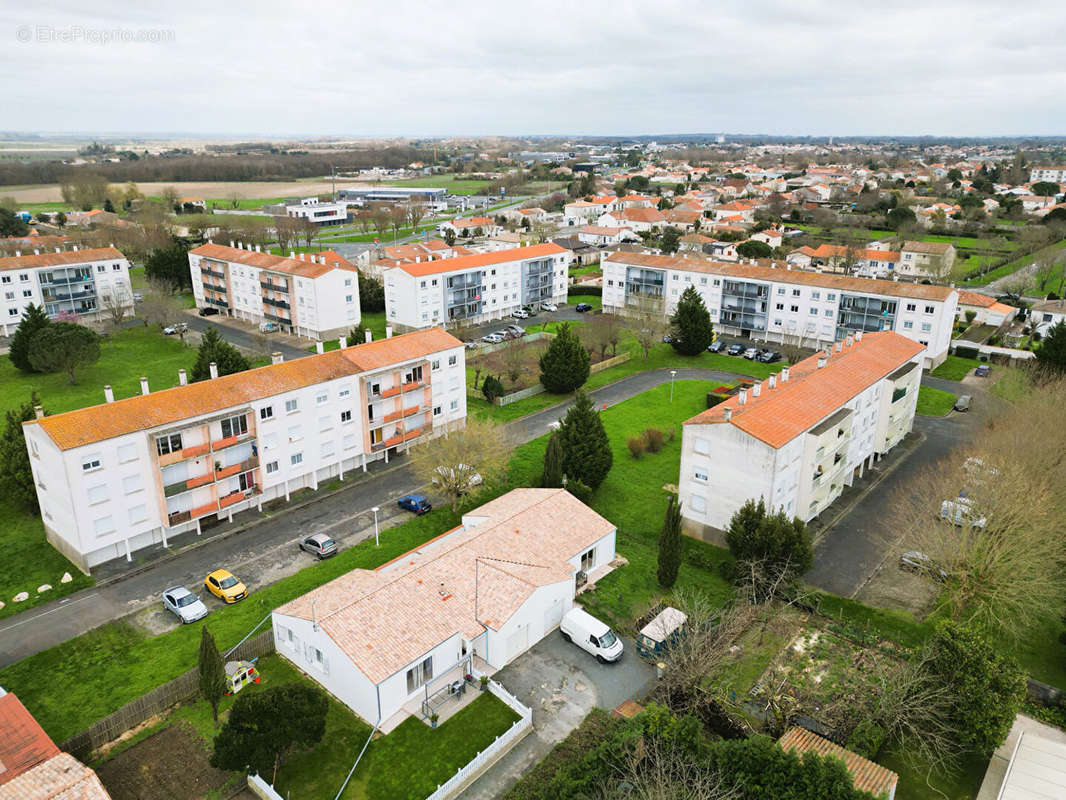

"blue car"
[398, 494, 432, 515]
[975, 364, 991, 377]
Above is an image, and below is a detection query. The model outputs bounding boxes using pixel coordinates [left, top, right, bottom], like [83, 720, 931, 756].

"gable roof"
[0, 247, 126, 272]
[190, 243, 356, 279]
[0, 753, 111, 800]
[0, 693, 60, 787]
[778, 727, 898, 799]
[684, 331, 924, 448]
[902, 240, 953, 255]
[27, 328, 462, 451]
[390, 243, 566, 278]
[275, 489, 615, 684]
[606, 252, 956, 302]
[957, 289, 996, 308]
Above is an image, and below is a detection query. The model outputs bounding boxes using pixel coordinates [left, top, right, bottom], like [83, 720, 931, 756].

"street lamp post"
[371, 506, 380, 546]
[669, 369, 678, 402]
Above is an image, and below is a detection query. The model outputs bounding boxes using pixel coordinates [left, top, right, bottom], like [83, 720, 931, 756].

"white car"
[743, 347, 759, 360]
[940, 497, 987, 528]
[512, 309, 529, 319]
[482, 333, 505, 344]
[161, 585, 209, 624]
[542, 303, 558, 312]
[162, 323, 187, 335]
[560, 608, 624, 663]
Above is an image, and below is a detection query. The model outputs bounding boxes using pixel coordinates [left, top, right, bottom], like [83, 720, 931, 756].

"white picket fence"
[247, 774, 286, 800]
[423, 679, 533, 800]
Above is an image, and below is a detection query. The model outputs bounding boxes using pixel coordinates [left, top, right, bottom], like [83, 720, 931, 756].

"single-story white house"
[578, 225, 639, 246]
[957, 290, 1020, 327]
[271, 489, 617, 727]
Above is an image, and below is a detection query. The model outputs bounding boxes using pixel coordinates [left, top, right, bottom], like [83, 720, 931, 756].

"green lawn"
[962, 238, 1066, 286]
[569, 265, 602, 277]
[566, 292, 602, 310]
[929, 355, 979, 381]
[915, 385, 956, 416]
[990, 367, 1034, 402]
[382, 174, 493, 196]
[878, 747, 987, 800]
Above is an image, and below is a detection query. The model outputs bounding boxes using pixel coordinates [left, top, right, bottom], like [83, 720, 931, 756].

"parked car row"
[710, 340, 781, 363]
[482, 324, 526, 344]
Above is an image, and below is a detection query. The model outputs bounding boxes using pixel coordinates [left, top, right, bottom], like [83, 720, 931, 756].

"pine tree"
[669, 285, 714, 355]
[8, 304, 50, 373]
[1036, 320, 1066, 373]
[539, 322, 590, 393]
[657, 495, 683, 588]
[27, 322, 101, 384]
[559, 390, 612, 489]
[198, 626, 227, 725]
[191, 326, 251, 382]
[0, 392, 44, 512]
[482, 375, 504, 403]
[541, 431, 563, 488]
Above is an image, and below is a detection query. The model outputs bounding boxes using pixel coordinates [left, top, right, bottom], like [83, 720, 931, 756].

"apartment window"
[672, 275, 679, 281]
[260, 406, 274, 420]
[112, 264, 121, 271]
[792, 289, 800, 296]
[693, 437, 710, 455]
[3, 292, 12, 300]
[291, 452, 303, 466]
[924, 305, 935, 314]
[431, 359, 440, 370]
[87, 484, 108, 505]
[82, 454, 102, 472]
[420, 280, 427, 288]
[811, 291, 820, 300]
[700, 277, 707, 285]
[340, 410, 352, 423]
[339, 386, 351, 398]
[123, 474, 143, 494]
[266, 461, 279, 474]
[433, 406, 442, 416]
[827, 293, 836, 301]
[343, 433, 357, 450]
[580, 548, 596, 572]
[450, 399, 459, 411]
[345, 295, 353, 303]
[22, 289, 31, 298]
[93, 515, 115, 536]
[809, 307, 817, 315]
[19, 273, 28, 282]
[307, 645, 329, 674]
[694, 469, 709, 482]
[903, 321, 914, 329]
[285, 398, 299, 413]
[220, 415, 248, 439]
[406, 656, 433, 693]
[905, 303, 916, 312]
[790, 305, 799, 313]
[776, 303, 784, 311]
[263, 433, 278, 450]
[7, 309, 16, 317]
[824, 309, 833, 317]
[921, 322, 932, 332]
[316, 392, 328, 405]
[713, 279, 721, 286]
[690, 494, 707, 513]
[156, 434, 182, 456]
[288, 425, 302, 442]
[117, 443, 137, 463]
[448, 354, 457, 366]
[128, 504, 148, 525]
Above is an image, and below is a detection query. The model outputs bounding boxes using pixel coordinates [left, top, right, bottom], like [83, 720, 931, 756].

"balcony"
[187, 471, 215, 489]
[213, 433, 250, 451]
[190, 500, 219, 519]
[264, 310, 291, 323]
[167, 509, 191, 526]
[207, 297, 229, 307]
[201, 266, 226, 279]
[403, 405, 420, 418]
[403, 428, 422, 441]
[215, 463, 243, 479]
[219, 490, 253, 510]
[383, 408, 404, 424]
[384, 433, 404, 448]
[380, 385, 402, 399]
[401, 380, 424, 394]
[262, 296, 291, 310]
[260, 280, 289, 292]
[183, 442, 211, 458]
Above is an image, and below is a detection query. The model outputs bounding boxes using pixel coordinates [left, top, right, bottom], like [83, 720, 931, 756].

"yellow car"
[204, 569, 247, 603]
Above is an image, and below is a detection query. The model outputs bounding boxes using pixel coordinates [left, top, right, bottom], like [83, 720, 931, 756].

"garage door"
[506, 625, 529, 662]
[543, 597, 565, 632]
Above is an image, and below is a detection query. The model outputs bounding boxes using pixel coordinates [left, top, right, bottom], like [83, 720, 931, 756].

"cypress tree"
[658, 495, 683, 588]
[669, 285, 714, 355]
[198, 626, 227, 725]
[191, 326, 251, 382]
[559, 390, 612, 489]
[0, 392, 44, 512]
[539, 322, 590, 393]
[541, 431, 563, 488]
[8, 304, 50, 373]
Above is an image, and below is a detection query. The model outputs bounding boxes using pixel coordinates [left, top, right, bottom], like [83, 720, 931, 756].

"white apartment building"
[897, 241, 956, 281]
[22, 328, 466, 572]
[1030, 167, 1066, 183]
[384, 243, 571, 330]
[601, 253, 957, 368]
[0, 246, 134, 335]
[285, 198, 349, 226]
[679, 331, 924, 535]
[188, 242, 360, 340]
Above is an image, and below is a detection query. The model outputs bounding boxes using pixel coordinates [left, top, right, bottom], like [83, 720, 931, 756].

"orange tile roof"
[684, 331, 924, 448]
[615, 208, 665, 223]
[0, 693, 60, 786]
[580, 225, 632, 236]
[902, 240, 953, 254]
[275, 489, 615, 684]
[391, 243, 566, 278]
[447, 216, 494, 228]
[778, 727, 898, 798]
[606, 252, 956, 302]
[27, 328, 462, 451]
[0, 753, 111, 800]
[956, 290, 996, 308]
[0, 247, 125, 272]
[190, 243, 357, 279]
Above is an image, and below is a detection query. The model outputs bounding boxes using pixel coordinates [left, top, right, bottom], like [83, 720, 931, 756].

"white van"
[560, 608, 624, 663]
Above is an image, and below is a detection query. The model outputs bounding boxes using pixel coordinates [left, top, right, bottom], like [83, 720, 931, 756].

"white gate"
[505, 624, 528, 662]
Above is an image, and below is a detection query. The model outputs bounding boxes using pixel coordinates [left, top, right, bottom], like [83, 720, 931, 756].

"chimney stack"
[290, 251, 296, 259]
[237, 241, 243, 250]
[34, 405, 44, 420]
[299, 253, 305, 261]
[315, 341, 324, 354]
[768, 374, 777, 390]
[209, 362, 218, 379]
[139, 377, 150, 395]
[781, 367, 790, 383]
[255, 245, 261, 253]
[230, 240, 235, 248]
[845, 334, 854, 347]
[386, 327, 393, 338]
[365, 329, 373, 343]
[855, 330, 863, 341]
[738, 388, 747, 405]
[723, 407, 733, 421]
[104, 385, 114, 403]
[271, 352, 284, 365]
[339, 337, 347, 350]
[178, 368, 188, 386]
[817, 355, 828, 369]
[835, 341, 843, 353]
[752, 381, 762, 397]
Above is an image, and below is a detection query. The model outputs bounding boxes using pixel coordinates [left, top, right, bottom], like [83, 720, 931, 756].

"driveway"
[460, 633, 655, 800]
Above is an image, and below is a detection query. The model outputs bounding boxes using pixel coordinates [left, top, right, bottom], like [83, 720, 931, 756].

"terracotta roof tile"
[275, 489, 615, 684]
[0, 693, 59, 786]
[190, 243, 356, 279]
[779, 727, 898, 798]
[0, 753, 111, 800]
[391, 243, 566, 278]
[27, 328, 462, 451]
[956, 290, 996, 308]
[684, 331, 924, 448]
[0, 247, 125, 272]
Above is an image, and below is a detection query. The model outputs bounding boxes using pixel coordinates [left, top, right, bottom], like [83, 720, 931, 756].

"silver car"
[299, 533, 338, 559]
[162, 585, 209, 623]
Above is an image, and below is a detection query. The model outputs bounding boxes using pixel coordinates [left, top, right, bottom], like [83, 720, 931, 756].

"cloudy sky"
[4, 0, 1065, 137]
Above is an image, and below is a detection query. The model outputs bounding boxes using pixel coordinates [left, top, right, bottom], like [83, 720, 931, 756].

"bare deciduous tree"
[500, 339, 529, 384]
[98, 284, 132, 336]
[139, 279, 183, 331]
[626, 294, 668, 360]
[593, 735, 739, 800]
[369, 202, 391, 237]
[406, 202, 427, 230]
[408, 418, 511, 511]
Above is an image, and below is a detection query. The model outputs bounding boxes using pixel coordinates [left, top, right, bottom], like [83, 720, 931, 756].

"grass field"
[915, 385, 957, 416]
[929, 355, 979, 381]
[962, 238, 1066, 286]
[990, 366, 1034, 402]
[381, 174, 493, 196]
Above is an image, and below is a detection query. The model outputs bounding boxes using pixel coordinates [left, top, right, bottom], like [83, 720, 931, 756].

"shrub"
[565, 478, 593, 504]
[964, 310, 977, 324]
[846, 720, 886, 759]
[482, 375, 505, 403]
[643, 427, 665, 453]
[626, 436, 646, 458]
[666, 427, 676, 442]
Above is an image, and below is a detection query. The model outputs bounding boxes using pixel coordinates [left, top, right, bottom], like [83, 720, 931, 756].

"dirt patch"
[96, 722, 236, 800]
[855, 559, 939, 617]
[6, 180, 339, 204]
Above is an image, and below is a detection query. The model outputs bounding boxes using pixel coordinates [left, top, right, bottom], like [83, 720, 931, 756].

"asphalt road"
[181, 314, 311, 361]
[0, 367, 734, 668]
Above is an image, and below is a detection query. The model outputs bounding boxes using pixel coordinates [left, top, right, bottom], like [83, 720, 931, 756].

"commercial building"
[678, 331, 924, 535]
[284, 197, 349, 226]
[384, 243, 570, 330]
[22, 328, 466, 572]
[272, 488, 616, 727]
[601, 253, 957, 368]
[188, 242, 360, 340]
[0, 246, 134, 335]
[338, 186, 447, 209]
